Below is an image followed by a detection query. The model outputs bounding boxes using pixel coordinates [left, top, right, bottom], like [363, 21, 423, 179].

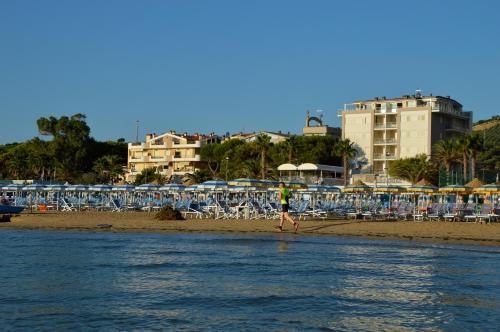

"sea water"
[1, 230, 499, 331]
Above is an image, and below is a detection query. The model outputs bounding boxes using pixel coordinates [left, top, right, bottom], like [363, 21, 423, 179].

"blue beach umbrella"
[135, 183, 160, 191]
[228, 178, 264, 187]
[1, 184, 25, 191]
[159, 183, 186, 192]
[199, 180, 228, 191]
[112, 184, 136, 192]
[90, 184, 113, 192]
[66, 185, 89, 192]
[43, 184, 68, 191]
[22, 184, 47, 191]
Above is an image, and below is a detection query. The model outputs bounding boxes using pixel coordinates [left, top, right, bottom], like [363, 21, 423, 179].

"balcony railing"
[373, 138, 397, 144]
[373, 154, 396, 160]
[374, 122, 397, 129]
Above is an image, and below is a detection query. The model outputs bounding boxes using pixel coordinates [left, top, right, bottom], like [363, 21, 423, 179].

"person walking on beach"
[276, 182, 299, 233]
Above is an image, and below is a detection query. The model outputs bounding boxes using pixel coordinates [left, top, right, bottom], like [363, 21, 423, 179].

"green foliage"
[0, 114, 127, 183]
[155, 206, 184, 220]
[183, 169, 212, 185]
[200, 135, 341, 181]
[333, 138, 357, 186]
[389, 154, 437, 184]
[134, 167, 165, 185]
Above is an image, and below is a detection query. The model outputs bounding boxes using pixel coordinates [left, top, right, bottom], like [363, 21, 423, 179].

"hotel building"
[340, 92, 472, 183]
[125, 131, 219, 182]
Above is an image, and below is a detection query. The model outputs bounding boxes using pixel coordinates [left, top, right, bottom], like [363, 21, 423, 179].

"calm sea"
[1, 229, 499, 331]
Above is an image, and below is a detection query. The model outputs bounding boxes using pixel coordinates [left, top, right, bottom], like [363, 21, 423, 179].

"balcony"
[373, 154, 396, 160]
[172, 141, 201, 148]
[149, 156, 169, 162]
[373, 138, 397, 145]
[172, 155, 201, 162]
[374, 122, 397, 129]
[129, 143, 146, 150]
[129, 156, 145, 162]
[149, 142, 168, 148]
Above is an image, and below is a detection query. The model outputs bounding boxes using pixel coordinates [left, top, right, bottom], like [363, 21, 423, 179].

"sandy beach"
[1, 211, 499, 246]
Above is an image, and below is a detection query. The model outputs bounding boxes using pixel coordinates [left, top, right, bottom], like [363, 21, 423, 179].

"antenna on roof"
[135, 120, 139, 143]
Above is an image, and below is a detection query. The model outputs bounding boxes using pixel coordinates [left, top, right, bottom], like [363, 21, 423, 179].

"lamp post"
[225, 157, 229, 181]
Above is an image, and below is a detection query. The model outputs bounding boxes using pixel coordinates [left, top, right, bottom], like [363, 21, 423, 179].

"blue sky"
[1, 0, 499, 143]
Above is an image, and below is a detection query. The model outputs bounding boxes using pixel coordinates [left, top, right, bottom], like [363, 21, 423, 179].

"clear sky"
[1, 0, 499, 143]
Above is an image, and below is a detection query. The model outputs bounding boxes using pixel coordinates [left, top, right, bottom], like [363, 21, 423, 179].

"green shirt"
[280, 188, 290, 205]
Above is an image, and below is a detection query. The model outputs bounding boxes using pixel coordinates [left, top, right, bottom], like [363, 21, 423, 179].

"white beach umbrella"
[66, 185, 89, 192]
[22, 184, 47, 191]
[1, 184, 25, 191]
[90, 184, 113, 192]
[135, 184, 160, 191]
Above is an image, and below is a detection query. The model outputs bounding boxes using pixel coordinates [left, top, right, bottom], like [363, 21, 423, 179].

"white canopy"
[277, 163, 298, 171]
[297, 163, 343, 173]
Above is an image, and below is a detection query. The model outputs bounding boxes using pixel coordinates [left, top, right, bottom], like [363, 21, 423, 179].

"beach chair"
[111, 198, 124, 212]
[60, 198, 76, 212]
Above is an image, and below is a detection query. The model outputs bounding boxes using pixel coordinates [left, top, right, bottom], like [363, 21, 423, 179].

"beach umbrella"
[185, 184, 201, 191]
[373, 184, 405, 193]
[473, 183, 500, 195]
[228, 178, 264, 187]
[135, 183, 160, 191]
[111, 184, 136, 192]
[284, 181, 308, 190]
[22, 184, 47, 191]
[342, 180, 372, 193]
[159, 183, 186, 192]
[43, 184, 68, 191]
[90, 184, 113, 192]
[66, 185, 89, 192]
[1, 184, 25, 191]
[228, 185, 258, 192]
[406, 184, 438, 194]
[465, 178, 485, 188]
[199, 180, 228, 191]
[439, 184, 472, 194]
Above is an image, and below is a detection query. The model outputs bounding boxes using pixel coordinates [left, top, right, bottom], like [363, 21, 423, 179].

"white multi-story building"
[126, 131, 219, 182]
[340, 91, 472, 183]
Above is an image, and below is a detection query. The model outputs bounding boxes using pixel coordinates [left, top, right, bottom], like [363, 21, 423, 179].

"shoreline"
[1, 212, 500, 247]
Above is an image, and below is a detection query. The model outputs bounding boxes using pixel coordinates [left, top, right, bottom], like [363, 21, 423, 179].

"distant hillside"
[473, 116, 500, 131]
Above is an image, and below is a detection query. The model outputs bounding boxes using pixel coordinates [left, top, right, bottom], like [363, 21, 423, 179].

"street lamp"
[225, 157, 229, 181]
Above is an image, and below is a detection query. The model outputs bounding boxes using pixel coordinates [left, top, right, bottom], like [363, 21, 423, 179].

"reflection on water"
[0, 230, 499, 331]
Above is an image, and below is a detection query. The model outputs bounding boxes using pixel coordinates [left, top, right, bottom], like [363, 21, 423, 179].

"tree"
[388, 154, 437, 184]
[237, 159, 261, 179]
[333, 139, 357, 186]
[468, 133, 484, 179]
[134, 167, 164, 185]
[433, 138, 459, 184]
[456, 134, 471, 183]
[92, 154, 124, 184]
[284, 136, 299, 164]
[254, 134, 272, 179]
[182, 170, 212, 185]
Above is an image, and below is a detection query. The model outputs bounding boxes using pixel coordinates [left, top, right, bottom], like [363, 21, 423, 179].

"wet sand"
[1, 211, 500, 246]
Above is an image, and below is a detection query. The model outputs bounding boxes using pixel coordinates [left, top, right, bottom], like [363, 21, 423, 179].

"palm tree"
[433, 138, 459, 184]
[237, 159, 261, 179]
[254, 134, 272, 180]
[389, 154, 437, 184]
[182, 170, 211, 185]
[284, 136, 299, 164]
[467, 133, 484, 180]
[457, 135, 471, 183]
[333, 139, 357, 186]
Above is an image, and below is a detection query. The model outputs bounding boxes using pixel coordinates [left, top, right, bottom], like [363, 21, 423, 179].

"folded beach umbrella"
[90, 184, 113, 192]
[1, 184, 25, 191]
[111, 184, 136, 192]
[135, 183, 160, 191]
[159, 183, 186, 192]
[22, 184, 47, 191]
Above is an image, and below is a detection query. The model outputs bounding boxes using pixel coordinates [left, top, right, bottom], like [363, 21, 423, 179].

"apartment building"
[340, 91, 472, 182]
[223, 131, 290, 144]
[126, 131, 219, 182]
